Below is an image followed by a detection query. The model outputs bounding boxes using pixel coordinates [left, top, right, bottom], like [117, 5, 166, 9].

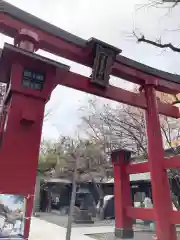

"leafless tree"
[79, 94, 180, 155]
[39, 134, 112, 222]
[137, 0, 180, 10]
[79, 94, 180, 208]
[133, 0, 180, 52]
[79, 97, 148, 157]
[65, 138, 82, 240]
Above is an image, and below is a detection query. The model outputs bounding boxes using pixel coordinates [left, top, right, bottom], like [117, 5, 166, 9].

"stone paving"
[27, 212, 155, 240]
[29, 217, 93, 240]
[29, 217, 154, 240]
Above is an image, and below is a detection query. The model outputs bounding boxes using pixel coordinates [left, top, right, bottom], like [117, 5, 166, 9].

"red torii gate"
[0, 1, 180, 239]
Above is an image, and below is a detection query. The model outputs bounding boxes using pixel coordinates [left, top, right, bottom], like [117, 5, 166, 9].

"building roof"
[107, 172, 150, 183]
[45, 178, 71, 184]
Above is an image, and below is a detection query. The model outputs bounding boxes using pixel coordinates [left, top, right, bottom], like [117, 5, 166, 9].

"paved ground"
[87, 232, 154, 240]
[30, 212, 154, 239]
[38, 211, 150, 229]
[29, 212, 180, 239]
[29, 217, 154, 240]
[38, 212, 116, 228]
[29, 217, 92, 240]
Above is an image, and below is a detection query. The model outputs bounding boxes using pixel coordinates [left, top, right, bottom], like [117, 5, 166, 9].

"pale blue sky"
[1, 0, 180, 139]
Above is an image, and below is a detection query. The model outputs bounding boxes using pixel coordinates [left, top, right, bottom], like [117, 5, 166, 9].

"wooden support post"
[145, 85, 176, 240]
[111, 149, 133, 239]
[24, 195, 34, 239]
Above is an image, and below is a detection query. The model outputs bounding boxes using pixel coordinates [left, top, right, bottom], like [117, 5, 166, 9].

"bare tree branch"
[133, 31, 180, 52]
[136, 0, 180, 11]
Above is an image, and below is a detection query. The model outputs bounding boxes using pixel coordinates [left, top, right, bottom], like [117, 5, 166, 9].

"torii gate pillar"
[111, 84, 177, 240]
[0, 31, 69, 239]
[111, 149, 133, 238]
[144, 84, 176, 240]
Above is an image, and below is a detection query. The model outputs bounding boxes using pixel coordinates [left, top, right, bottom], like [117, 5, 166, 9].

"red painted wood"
[145, 85, 176, 240]
[1, 14, 180, 95]
[157, 100, 179, 118]
[0, 55, 57, 238]
[24, 196, 34, 239]
[126, 162, 149, 174]
[58, 71, 179, 118]
[126, 156, 180, 174]
[0, 64, 43, 191]
[0, 14, 87, 65]
[127, 207, 155, 221]
[171, 211, 180, 224]
[164, 156, 180, 169]
[113, 62, 180, 95]
[112, 152, 133, 232]
[125, 156, 180, 174]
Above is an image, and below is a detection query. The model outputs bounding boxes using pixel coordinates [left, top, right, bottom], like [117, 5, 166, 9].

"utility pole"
[66, 162, 78, 240]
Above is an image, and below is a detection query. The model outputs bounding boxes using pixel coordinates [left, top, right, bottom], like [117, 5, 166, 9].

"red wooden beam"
[58, 71, 179, 118]
[126, 207, 155, 221]
[126, 162, 149, 174]
[113, 62, 180, 95]
[1, 13, 180, 96]
[170, 211, 180, 224]
[164, 156, 180, 169]
[126, 156, 180, 174]
[60, 71, 146, 109]
[157, 100, 179, 118]
[0, 14, 89, 66]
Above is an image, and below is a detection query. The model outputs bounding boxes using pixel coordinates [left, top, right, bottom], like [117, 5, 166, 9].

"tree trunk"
[99, 197, 104, 220]
[90, 176, 104, 220]
[172, 193, 180, 211]
[33, 175, 41, 214]
[66, 164, 77, 240]
[169, 176, 180, 210]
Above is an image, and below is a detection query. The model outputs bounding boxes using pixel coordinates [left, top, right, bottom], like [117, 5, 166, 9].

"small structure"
[74, 187, 94, 224]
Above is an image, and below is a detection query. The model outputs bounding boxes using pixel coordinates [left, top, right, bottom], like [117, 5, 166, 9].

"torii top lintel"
[0, 0, 180, 95]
